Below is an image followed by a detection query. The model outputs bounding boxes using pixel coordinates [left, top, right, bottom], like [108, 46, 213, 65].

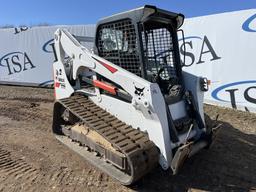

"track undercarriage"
[52, 94, 159, 185]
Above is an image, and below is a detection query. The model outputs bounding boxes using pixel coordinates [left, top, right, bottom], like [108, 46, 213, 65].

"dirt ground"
[0, 85, 255, 192]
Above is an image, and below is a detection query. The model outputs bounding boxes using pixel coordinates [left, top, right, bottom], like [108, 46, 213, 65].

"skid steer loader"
[52, 5, 217, 185]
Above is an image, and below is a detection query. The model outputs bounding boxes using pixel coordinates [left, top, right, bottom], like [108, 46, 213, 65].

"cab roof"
[96, 5, 184, 29]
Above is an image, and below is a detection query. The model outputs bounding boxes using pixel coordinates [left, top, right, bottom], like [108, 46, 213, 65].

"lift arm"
[54, 29, 160, 107]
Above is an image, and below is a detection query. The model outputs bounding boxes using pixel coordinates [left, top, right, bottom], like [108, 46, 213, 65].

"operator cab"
[94, 5, 184, 99]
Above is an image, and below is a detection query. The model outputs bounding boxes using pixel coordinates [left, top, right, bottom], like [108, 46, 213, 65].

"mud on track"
[0, 85, 255, 192]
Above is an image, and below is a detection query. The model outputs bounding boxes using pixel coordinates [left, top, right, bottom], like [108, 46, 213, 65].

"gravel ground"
[0, 85, 255, 192]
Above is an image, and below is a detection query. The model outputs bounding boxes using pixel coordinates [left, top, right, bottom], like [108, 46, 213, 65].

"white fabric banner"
[0, 25, 95, 87]
[0, 9, 255, 112]
[180, 9, 256, 112]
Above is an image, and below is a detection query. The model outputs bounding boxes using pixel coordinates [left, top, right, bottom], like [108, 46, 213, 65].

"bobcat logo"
[134, 86, 145, 96]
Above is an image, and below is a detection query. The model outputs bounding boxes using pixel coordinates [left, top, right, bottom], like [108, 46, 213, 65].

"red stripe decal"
[55, 82, 60, 88]
[92, 57, 118, 73]
[93, 80, 116, 95]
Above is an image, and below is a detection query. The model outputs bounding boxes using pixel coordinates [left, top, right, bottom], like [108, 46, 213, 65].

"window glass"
[101, 28, 128, 52]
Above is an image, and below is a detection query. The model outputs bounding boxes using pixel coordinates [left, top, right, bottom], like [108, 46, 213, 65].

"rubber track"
[57, 94, 159, 184]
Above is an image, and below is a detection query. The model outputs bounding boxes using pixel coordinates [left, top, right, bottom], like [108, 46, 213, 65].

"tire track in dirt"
[0, 148, 40, 192]
[0, 148, 77, 191]
[0, 101, 49, 122]
[0, 147, 104, 192]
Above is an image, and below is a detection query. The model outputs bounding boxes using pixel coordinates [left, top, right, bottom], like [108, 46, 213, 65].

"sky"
[1, 0, 256, 26]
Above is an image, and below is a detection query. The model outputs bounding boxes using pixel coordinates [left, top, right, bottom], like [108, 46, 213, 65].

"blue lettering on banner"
[42, 38, 58, 62]
[14, 26, 29, 34]
[178, 35, 221, 66]
[182, 36, 202, 41]
[211, 80, 256, 110]
[39, 80, 54, 87]
[242, 13, 256, 32]
[0, 52, 35, 75]
[42, 39, 55, 53]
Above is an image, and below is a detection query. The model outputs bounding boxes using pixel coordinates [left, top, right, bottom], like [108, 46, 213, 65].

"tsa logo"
[0, 52, 36, 75]
[242, 13, 256, 32]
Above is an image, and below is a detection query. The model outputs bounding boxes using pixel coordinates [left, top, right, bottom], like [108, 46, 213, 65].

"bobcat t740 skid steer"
[52, 5, 216, 185]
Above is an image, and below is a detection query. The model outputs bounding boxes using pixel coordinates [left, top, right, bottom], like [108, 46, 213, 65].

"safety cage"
[140, 22, 179, 81]
[96, 19, 142, 77]
[95, 5, 183, 85]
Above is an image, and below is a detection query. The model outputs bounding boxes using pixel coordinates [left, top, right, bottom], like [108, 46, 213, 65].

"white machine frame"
[53, 29, 207, 170]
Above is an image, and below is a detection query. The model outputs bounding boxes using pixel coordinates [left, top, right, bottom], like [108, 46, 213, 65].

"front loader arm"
[55, 29, 154, 107]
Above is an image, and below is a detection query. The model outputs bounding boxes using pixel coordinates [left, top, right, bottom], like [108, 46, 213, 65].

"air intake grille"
[142, 27, 177, 80]
[97, 19, 141, 76]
